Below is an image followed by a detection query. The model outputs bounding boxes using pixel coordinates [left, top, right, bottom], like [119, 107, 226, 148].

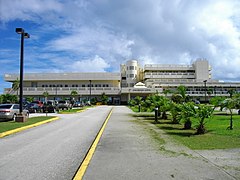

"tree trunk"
[162, 111, 168, 119]
[184, 119, 192, 129]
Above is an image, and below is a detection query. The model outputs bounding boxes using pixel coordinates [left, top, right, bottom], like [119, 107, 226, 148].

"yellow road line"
[0, 117, 59, 138]
[73, 108, 113, 180]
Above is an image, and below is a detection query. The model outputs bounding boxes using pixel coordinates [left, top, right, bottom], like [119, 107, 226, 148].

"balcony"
[4, 87, 121, 96]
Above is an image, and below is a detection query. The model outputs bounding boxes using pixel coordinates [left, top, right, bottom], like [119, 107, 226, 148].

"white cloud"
[0, 0, 62, 22]
[68, 55, 110, 72]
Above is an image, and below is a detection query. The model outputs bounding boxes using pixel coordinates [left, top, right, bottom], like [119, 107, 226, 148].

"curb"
[0, 117, 59, 138]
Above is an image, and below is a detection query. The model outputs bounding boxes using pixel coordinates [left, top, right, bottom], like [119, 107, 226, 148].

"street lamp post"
[16, 28, 30, 122]
[203, 80, 207, 103]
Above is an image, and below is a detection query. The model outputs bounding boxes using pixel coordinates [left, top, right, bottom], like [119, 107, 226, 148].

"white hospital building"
[4, 59, 240, 104]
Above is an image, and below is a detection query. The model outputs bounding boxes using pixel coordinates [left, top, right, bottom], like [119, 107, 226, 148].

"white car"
[0, 104, 29, 121]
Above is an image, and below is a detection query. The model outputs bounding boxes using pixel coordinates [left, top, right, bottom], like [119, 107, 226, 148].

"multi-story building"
[4, 59, 240, 104]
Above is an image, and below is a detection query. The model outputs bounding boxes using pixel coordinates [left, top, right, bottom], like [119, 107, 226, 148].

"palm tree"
[43, 91, 49, 102]
[163, 88, 172, 97]
[70, 90, 78, 107]
[1, 94, 18, 103]
[12, 78, 20, 95]
[195, 104, 213, 134]
[177, 85, 187, 102]
[209, 96, 225, 111]
[170, 102, 181, 124]
[179, 102, 196, 129]
[159, 96, 171, 119]
[101, 92, 108, 105]
[221, 97, 238, 130]
[227, 89, 236, 98]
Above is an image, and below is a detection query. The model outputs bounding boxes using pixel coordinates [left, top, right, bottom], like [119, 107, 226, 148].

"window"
[130, 74, 135, 78]
[82, 84, 85, 87]
[13, 104, 19, 109]
[31, 82, 38, 87]
[129, 66, 134, 70]
[65, 85, 68, 87]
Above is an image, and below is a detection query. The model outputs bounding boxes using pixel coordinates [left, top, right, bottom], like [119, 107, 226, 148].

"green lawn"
[156, 118, 240, 150]
[0, 116, 57, 133]
[132, 108, 240, 150]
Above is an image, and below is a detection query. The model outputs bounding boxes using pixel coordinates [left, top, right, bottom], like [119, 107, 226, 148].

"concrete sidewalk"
[83, 106, 238, 180]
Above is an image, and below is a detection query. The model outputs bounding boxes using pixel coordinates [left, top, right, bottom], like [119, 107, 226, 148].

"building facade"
[4, 59, 240, 104]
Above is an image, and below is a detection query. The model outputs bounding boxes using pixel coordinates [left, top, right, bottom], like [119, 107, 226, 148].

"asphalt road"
[0, 106, 112, 180]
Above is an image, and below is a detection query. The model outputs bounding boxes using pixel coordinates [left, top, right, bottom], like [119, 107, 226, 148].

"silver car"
[0, 104, 29, 121]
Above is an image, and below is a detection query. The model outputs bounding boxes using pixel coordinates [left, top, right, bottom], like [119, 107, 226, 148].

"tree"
[134, 96, 143, 105]
[209, 96, 225, 111]
[163, 88, 172, 97]
[159, 96, 171, 119]
[179, 102, 196, 129]
[207, 88, 213, 97]
[194, 104, 213, 134]
[1, 94, 18, 103]
[177, 85, 187, 102]
[70, 90, 78, 107]
[101, 92, 108, 105]
[25, 96, 34, 103]
[43, 91, 49, 102]
[151, 94, 163, 117]
[128, 99, 136, 107]
[227, 89, 236, 98]
[171, 94, 183, 104]
[12, 78, 20, 95]
[221, 97, 238, 130]
[170, 102, 181, 124]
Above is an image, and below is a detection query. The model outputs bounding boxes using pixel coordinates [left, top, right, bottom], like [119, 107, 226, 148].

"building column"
[128, 92, 131, 101]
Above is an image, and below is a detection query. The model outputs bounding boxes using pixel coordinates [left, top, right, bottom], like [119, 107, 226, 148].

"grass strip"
[0, 116, 58, 137]
[134, 112, 240, 150]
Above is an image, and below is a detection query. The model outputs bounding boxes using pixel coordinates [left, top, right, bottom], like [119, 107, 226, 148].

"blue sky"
[1, 0, 240, 93]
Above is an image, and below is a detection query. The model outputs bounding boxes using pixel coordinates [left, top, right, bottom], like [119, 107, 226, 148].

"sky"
[1, 0, 240, 93]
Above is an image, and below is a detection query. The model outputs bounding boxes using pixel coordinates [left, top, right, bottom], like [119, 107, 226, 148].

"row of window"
[41, 84, 110, 88]
[126, 74, 136, 78]
[127, 66, 137, 70]
[145, 72, 195, 76]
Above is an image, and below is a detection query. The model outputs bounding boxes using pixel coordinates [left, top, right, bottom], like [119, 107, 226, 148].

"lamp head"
[16, 28, 24, 34]
[24, 33, 30, 38]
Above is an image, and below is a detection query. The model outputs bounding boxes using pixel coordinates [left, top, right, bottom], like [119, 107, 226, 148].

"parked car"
[26, 103, 42, 113]
[32, 101, 43, 108]
[0, 104, 29, 121]
[42, 100, 56, 113]
[73, 101, 83, 107]
[56, 100, 71, 110]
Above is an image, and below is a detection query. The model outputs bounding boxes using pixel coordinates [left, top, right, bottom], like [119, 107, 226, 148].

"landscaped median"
[0, 116, 59, 138]
[57, 107, 88, 114]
